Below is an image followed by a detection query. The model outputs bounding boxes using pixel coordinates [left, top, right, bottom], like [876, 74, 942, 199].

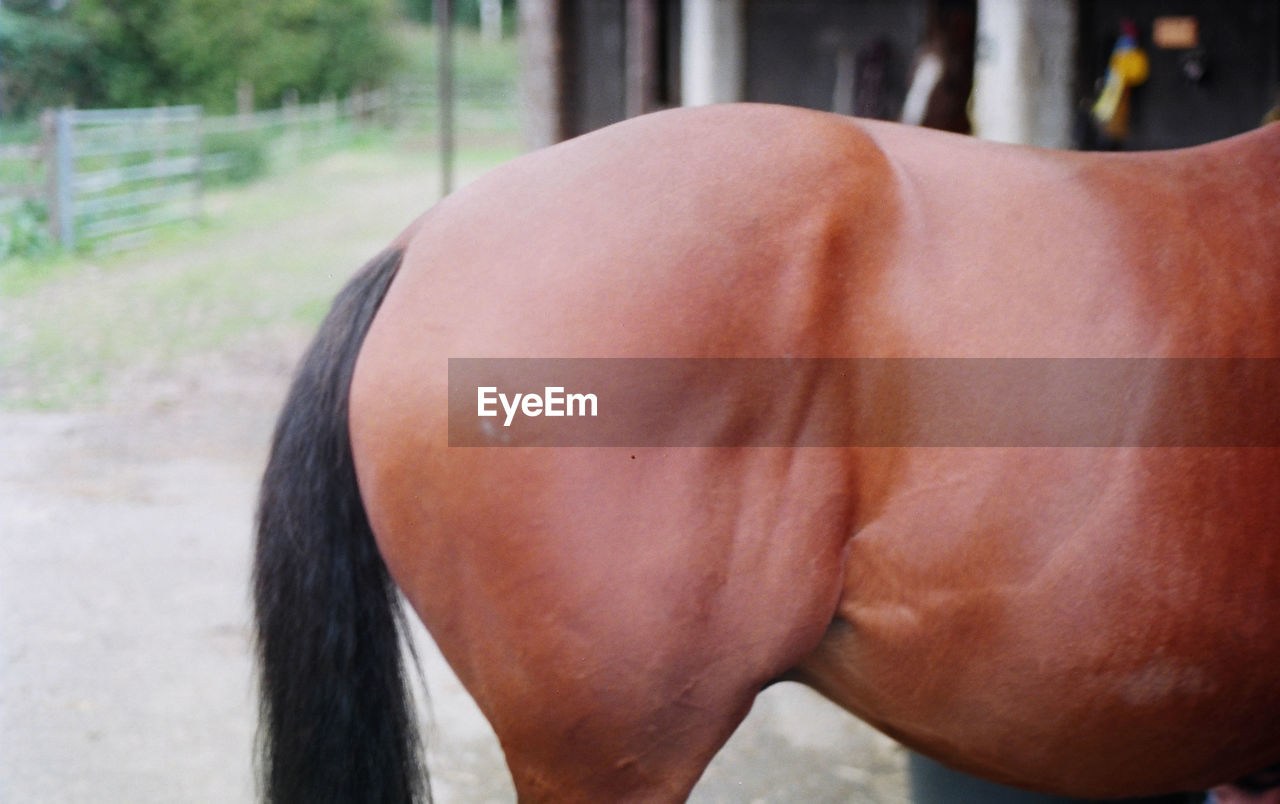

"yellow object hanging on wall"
[1091, 24, 1150, 141]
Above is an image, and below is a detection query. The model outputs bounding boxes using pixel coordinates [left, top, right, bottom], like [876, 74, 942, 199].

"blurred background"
[3, 0, 1278, 260]
[0, 1, 1275, 802]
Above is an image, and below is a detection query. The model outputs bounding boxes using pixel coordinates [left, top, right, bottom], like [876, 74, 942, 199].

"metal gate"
[49, 106, 204, 253]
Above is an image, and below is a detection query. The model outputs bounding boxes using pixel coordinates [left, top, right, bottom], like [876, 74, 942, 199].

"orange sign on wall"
[1152, 16, 1199, 49]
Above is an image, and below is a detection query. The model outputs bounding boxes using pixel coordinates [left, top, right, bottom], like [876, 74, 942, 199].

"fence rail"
[0, 89, 402, 255]
[0, 142, 46, 218]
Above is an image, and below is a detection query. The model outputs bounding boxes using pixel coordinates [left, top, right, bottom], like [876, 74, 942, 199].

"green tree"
[69, 0, 181, 107]
[65, 0, 396, 112]
[0, 6, 99, 118]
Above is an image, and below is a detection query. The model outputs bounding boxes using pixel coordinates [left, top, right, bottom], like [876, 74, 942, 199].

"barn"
[518, 0, 1280, 151]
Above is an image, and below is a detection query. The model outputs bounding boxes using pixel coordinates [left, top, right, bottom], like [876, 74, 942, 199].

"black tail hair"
[253, 247, 427, 803]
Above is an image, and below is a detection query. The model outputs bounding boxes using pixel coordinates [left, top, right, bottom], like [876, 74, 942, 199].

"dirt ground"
[0, 151, 909, 803]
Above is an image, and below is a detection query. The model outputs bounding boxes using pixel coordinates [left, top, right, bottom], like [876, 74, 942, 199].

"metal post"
[193, 106, 205, 222]
[52, 107, 75, 250]
[681, 0, 745, 106]
[436, 0, 455, 197]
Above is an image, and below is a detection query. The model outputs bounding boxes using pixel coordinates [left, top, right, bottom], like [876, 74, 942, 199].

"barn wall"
[525, 0, 1279, 150]
[742, 0, 927, 119]
[1077, 0, 1280, 149]
[563, 0, 629, 136]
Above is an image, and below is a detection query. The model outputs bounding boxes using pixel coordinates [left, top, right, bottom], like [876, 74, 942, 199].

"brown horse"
[254, 104, 1280, 803]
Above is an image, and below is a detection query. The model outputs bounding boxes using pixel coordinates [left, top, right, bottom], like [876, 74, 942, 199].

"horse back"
[347, 106, 1280, 799]
[801, 119, 1280, 795]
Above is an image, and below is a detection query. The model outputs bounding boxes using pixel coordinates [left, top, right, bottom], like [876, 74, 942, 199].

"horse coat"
[256, 103, 1280, 803]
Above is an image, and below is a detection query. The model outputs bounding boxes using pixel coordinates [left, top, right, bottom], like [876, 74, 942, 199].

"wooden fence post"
[45, 107, 76, 250]
[40, 109, 55, 243]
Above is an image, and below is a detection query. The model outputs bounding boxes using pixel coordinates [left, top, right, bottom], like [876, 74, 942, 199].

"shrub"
[0, 200, 55, 261]
[204, 131, 271, 185]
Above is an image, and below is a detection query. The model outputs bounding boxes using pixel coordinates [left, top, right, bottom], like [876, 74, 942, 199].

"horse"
[253, 103, 1280, 803]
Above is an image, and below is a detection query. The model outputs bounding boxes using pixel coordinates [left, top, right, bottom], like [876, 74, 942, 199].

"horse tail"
[253, 246, 427, 804]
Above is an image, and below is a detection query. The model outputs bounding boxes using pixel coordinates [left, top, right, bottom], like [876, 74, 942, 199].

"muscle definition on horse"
[254, 104, 1280, 802]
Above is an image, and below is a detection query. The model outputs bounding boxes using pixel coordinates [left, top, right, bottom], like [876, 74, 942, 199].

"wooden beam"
[518, 0, 568, 147]
[626, 0, 661, 117]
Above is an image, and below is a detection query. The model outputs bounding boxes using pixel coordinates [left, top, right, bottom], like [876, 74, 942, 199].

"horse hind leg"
[364, 506, 846, 802]
[410, 571, 784, 802]
[493, 679, 756, 802]
[410, 557, 845, 802]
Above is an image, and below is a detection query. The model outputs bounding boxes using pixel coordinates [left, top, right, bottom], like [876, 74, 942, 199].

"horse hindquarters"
[252, 248, 427, 804]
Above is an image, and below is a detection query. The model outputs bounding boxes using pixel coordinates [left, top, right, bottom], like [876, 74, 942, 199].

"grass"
[390, 22, 523, 149]
[393, 20, 520, 99]
[0, 140, 519, 410]
[1, 250, 80, 297]
[0, 18, 522, 410]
